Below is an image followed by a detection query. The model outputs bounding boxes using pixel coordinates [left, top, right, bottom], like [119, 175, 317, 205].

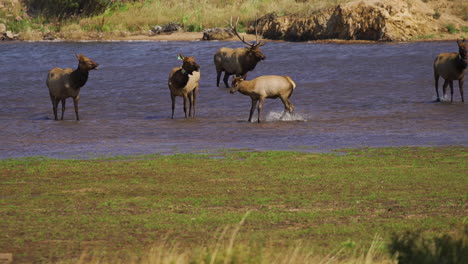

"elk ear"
[75, 53, 85, 61]
[177, 53, 184, 60]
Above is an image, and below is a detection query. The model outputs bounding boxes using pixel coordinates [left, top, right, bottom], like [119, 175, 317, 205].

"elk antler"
[226, 17, 266, 47]
[225, 17, 255, 47]
[254, 15, 265, 47]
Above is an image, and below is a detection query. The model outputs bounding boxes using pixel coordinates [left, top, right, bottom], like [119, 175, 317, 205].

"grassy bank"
[1, 0, 349, 40]
[1, 0, 466, 41]
[1, 147, 467, 263]
[71, 0, 347, 33]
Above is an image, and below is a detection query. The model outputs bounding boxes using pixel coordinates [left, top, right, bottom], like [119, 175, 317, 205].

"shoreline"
[3, 31, 465, 44]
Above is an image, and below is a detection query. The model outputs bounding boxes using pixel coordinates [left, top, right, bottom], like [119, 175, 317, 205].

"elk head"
[76, 54, 99, 71]
[178, 53, 200, 75]
[227, 17, 266, 61]
[230, 76, 244, 94]
[457, 39, 467, 69]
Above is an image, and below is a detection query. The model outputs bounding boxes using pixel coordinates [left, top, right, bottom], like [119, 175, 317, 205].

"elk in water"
[46, 54, 98, 120]
[168, 54, 201, 118]
[230, 75, 296, 123]
[433, 39, 467, 102]
[214, 17, 266, 88]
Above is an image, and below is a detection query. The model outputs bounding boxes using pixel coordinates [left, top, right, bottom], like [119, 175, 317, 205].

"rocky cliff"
[249, 0, 466, 42]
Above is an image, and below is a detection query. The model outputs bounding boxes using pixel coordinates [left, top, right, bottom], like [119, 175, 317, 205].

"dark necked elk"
[47, 54, 98, 120]
[434, 39, 467, 102]
[168, 54, 201, 118]
[214, 17, 266, 88]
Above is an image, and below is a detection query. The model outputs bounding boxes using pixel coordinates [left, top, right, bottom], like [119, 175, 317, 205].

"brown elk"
[46, 54, 98, 121]
[214, 17, 266, 88]
[433, 39, 467, 102]
[230, 75, 296, 123]
[168, 54, 200, 118]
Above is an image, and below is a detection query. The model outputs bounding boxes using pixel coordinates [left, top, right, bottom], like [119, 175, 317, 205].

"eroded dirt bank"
[248, 0, 467, 41]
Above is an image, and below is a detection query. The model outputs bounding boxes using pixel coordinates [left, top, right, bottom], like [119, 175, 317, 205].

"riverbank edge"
[1, 145, 466, 161]
[4, 31, 466, 44]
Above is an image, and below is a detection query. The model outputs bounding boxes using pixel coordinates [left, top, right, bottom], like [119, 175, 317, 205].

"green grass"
[412, 34, 437, 40]
[1, 147, 467, 263]
[446, 24, 460, 34]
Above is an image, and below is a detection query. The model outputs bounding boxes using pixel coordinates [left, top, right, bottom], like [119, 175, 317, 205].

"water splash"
[265, 111, 307, 122]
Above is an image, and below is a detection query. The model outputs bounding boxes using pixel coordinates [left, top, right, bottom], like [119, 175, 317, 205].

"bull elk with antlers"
[214, 17, 266, 88]
[433, 39, 467, 102]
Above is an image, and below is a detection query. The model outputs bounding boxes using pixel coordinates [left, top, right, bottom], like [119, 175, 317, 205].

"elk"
[230, 75, 296, 123]
[46, 54, 98, 121]
[214, 17, 266, 88]
[168, 53, 200, 119]
[433, 39, 467, 102]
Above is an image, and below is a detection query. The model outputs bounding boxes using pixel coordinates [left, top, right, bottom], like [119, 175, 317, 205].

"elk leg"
[257, 97, 265, 123]
[60, 99, 66, 120]
[223, 72, 231, 88]
[434, 74, 440, 102]
[279, 96, 289, 120]
[449, 81, 454, 103]
[216, 70, 222, 87]
[459, 79, 464, 102]
[289, 100, 295, 113]
[188, 92, 193, 118]
[50, 94, 58, 120]
[192, 87, 198, 118]
[442, 79, 449, 101]
[73, 96, 80, 121]
[183, 94, 188, 118]
[171, 95, 176, 119]
[248, 99, 258, 123]
[53, 99, 59, 121]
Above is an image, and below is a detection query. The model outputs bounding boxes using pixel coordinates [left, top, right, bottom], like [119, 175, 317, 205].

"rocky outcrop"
[149, 22, 183, 35]
[0, 23, 15, 40]
[0, 24, 19, 41]
[202, 28, 234, 40]
[249, 0, 447, 41]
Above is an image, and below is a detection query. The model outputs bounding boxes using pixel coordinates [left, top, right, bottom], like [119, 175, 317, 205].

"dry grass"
[64, 0, 350, 34]
[64, 212, 395, 264]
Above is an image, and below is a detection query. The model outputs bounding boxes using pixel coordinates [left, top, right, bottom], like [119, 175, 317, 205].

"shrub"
[388, 228, 468, 264]
[446, 24, 459, 34]
[23, 0, 134, 20]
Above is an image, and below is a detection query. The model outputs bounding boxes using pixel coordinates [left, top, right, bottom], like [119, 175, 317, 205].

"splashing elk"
[214, 17, 266, 88]
[230, 75, 296, 123]
[46, 54, 98, 121]
[433, 39, 467, 102]
[168, 54, 201, 118]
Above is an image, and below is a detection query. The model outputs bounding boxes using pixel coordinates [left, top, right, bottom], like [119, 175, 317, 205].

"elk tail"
[285, 76, 296, 90]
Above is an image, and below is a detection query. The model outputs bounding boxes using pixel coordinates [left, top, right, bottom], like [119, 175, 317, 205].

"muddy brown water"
[0, 41, 466, 158]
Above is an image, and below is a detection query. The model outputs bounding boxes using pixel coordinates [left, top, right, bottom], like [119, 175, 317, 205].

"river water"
[0, 41, 466, 158]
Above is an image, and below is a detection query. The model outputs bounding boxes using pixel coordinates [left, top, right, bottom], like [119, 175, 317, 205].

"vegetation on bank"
[1, 0, 467, 40]
[1, 147, 466, 263]
[1, 0, 349, 39]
